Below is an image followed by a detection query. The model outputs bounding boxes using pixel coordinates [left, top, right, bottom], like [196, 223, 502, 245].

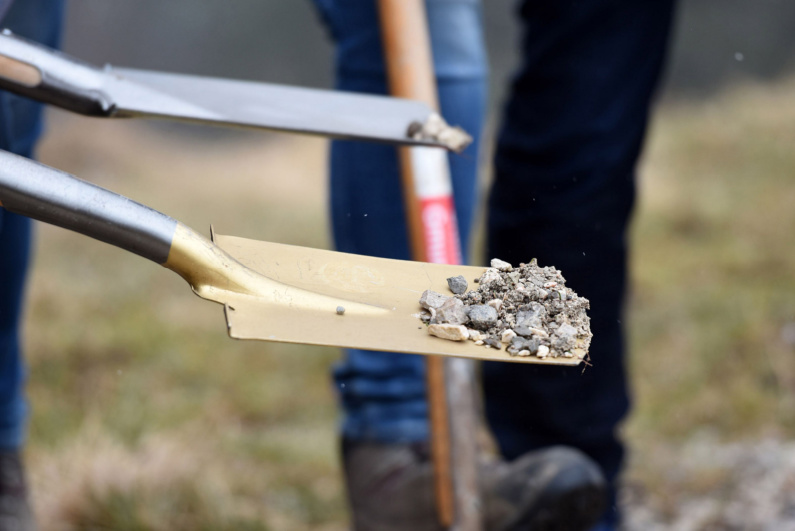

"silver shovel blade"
[103, 67, 467, 149]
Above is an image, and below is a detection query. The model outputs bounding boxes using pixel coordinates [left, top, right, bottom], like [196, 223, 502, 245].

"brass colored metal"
[201, 230, 583, 363]
[164, 223, 386, 317]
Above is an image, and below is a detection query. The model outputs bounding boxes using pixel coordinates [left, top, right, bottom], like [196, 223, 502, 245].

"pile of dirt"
[418, 258, 592, 360]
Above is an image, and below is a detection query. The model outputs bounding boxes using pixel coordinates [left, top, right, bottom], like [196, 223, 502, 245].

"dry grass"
[623, 78, 795, 524]
[18, 76, 795, 529]
[28, 116, 345, 530]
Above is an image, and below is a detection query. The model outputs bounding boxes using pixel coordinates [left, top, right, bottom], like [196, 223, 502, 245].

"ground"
[21, 76, 795, 529]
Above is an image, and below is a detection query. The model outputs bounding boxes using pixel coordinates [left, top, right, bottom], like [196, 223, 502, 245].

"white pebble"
[490, 258, 512, 271]
[479, 268, 502, 288]
[543, 281, 558, 289]
[528, 327, 550, 338]
[517, 350, 531, 357]
[501, 329, 517, 344]
[468, 329, 484, 341]
[563, 351, 574, 358]
[537, 345, 550, 358]
[428, 324, 470, 341]
[475, 340, 484, 346]
[487, 299, 503, 312]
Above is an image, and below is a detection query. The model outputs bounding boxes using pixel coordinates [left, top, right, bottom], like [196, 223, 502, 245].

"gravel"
[623, 436, 795, 530]
[418, 258, 592, 360]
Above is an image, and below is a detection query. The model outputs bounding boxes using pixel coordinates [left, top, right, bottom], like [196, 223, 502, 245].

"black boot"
[341, 439, 606, 531]
[0, 451, 34, 531]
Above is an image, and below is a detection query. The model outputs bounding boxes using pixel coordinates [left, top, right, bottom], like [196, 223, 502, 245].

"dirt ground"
[20, 75, 795, 529]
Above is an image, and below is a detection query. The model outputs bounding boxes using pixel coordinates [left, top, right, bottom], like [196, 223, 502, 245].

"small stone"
[420, 290, 450, 310]
[543, 281, 558, 289]
[517, 350, 531, 357]
[490, 258, 512, 271]
[501, 329, 517, 344]
[478, 268, 503, 290]
[552, 323, 578, 351]
[508, 336, 540, 356]
[336, 306, 345, 315]
[468, 329, 484, 342]
[433, 298, 469, 326]
[483, 337, 501, 349]
[527, 327, 550, 339]
[428, 324, 469, 341]
[475, 340, 484, 346]
[514, 303, 546, 336]
[537, 345, 550, 359]
[468, 304, 498, 331]
[487, 299, 503, 312]
[446, 275, 468, 295]
[563, 351, 574, 358]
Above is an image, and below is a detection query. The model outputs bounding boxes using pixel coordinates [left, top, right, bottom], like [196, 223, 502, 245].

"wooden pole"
[377, 2, 482, 529]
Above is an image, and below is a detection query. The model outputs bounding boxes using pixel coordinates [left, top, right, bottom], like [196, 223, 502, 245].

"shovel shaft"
[0, 30, 112, 116]
[0, 149, 288, 305]
[0, 150, 175, 263]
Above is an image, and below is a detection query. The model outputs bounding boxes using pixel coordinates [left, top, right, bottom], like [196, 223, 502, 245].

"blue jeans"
[0, 0, 64, 450]
[315, 0, 674, 525]
[315, 0, 487, 444]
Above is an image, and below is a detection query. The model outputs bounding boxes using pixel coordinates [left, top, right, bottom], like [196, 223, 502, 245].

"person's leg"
[0, 0, 65, 527]
[315, 0, 487, 446]
[314, 3, 607, 530]
[0, 211, 31, 452]
[484, 0, 676, 526]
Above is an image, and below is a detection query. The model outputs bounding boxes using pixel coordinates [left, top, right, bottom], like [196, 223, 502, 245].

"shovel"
[0, 30, 469, 152]
[0, 150, 581, 364]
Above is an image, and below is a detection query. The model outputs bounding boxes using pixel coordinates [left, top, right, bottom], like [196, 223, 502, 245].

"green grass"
[22, 77, 795, 528]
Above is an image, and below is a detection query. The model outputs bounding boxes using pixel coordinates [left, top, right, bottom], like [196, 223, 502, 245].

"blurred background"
[20, 0, 795, 529]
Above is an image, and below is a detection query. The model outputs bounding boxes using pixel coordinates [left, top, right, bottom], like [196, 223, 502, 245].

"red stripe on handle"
[420, 195, 461, 265]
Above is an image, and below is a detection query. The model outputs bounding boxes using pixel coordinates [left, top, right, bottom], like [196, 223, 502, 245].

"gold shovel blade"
[212, 233, 581, 366]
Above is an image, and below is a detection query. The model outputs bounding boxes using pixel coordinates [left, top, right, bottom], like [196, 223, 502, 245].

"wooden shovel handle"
[377, 0, 456, 527]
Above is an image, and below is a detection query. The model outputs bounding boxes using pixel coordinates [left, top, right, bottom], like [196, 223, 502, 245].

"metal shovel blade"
[109, 68, 467, 149]
[0, 31, 470, 150]
[213, 233, 581, 365]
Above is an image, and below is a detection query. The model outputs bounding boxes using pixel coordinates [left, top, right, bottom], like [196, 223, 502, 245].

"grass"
[20, 76, 795, 529]
[624, 78, 795, 511]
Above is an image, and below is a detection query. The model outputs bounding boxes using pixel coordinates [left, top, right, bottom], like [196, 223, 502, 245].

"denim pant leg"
[484, 0, 676, 523]
[313, 0, 487, 443]
[0, 0, 65, 449]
